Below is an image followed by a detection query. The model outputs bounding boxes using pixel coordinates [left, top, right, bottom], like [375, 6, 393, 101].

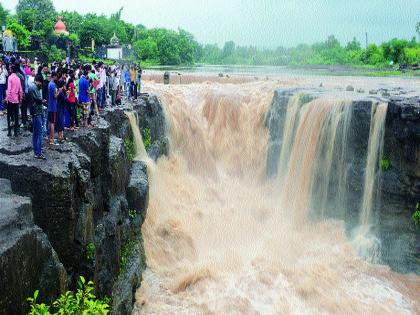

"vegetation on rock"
[128, 209, 137, 222]
[142, 128, 152, 151]
[124, 137, 135, 162]
[379, 158, 391, 171]
[413, 203, 420, 227]
[27, 276, 110, 315]
[120, 239, 138, 273]
[86, 243, 95, 262]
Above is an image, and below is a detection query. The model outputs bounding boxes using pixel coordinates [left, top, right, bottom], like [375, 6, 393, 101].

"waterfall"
[126, 111, 148, 159]
[310, 100, 352, 219]
[277, 94, 304, 179]
[353, 103, 388, 263]
[278, 98, 352, 221]
[133, 82, 417, 314]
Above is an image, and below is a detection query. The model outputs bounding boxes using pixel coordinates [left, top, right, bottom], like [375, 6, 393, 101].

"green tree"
[0, 3, 9, 26]
[79, 14, 109, 47]
[201, 44, 221, 64]
[133, 37, 158, 61]
[59, 11, 84, 35]
[177, 29, 199, 64]
[363, 44, 385, 65]
[111, 7, 124, 21]
[416, 22, 420, 36]
[16, 0, 57, 31]
[221, 41, 236, 59]
[382, 38, 408, 63]
[346, 37, 361, 51]
[6, 18, 31, 49]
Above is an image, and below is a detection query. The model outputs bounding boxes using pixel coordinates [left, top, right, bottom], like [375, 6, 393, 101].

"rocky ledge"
[0, 94, 168, 315]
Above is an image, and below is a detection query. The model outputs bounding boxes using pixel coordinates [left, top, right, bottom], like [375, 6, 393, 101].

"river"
[132, 72, 419, 314]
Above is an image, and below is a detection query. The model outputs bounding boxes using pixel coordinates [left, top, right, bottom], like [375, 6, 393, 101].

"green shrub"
[124, 137, 135, 161]
[27, 276, 110, 315]
[120, 240, 137, 273]
[86, 243, 95, 262]
[379, 158, 391, 171]
[142, 128, 152, 151]
[413, 203, 420, 227]
[128, 209, 137, 222]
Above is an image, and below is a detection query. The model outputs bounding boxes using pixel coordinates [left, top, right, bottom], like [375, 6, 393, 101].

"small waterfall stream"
[353, 103, 388, 263]
[126, 111, 148, 159]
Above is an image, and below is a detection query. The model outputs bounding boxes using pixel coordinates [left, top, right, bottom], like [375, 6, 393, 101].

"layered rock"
[0, 179, 66, 315]
[381, 96, 420, 273]
[134, 94, 169, 161]
[0, 94, 168, 314]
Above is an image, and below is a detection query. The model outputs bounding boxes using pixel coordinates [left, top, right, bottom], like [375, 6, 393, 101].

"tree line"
[1, 0, 419, 67]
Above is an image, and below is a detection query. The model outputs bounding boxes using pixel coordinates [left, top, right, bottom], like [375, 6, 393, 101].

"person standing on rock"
[47, 72, 59, 146]
[110, 70, 119, 106]
[0, 60, 8, 115]
[136, 65, 142, 95]
[28, 74, 46, 159]
[78, 70, 91, 128]
[67, 74, 78, 130]
[42, 71, 51, 139]
[5, 65, 22, 137]
[56, 80, 67, 143]
[129, 65, 137, 100]
[123, 66, 130, 100]
[97, 62, 107, 110]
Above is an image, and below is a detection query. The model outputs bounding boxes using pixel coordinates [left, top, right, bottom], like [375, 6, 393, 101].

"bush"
[413, 203, 420, 227]
[48, 44, 66, 63]
[120, 240, 137, 273]
[124, 137, 135, 161]
[128, 209, 137, 222]
[27, 276, 110, 315]
[142, 128, 152, 151]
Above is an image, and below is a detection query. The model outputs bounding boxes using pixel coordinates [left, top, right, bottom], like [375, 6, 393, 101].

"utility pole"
[365, 32, 368, 49]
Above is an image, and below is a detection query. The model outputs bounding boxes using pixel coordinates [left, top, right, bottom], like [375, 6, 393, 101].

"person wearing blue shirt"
[123, 66, 130, 100]
[78, 71, 91, 127]
[47, 72, 58, 145]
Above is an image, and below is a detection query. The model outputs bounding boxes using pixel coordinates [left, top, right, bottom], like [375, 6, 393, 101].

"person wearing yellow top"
[129, 66, 138, 100]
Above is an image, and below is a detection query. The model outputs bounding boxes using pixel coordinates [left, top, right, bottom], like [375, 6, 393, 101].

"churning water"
[131, 80, 419, 315]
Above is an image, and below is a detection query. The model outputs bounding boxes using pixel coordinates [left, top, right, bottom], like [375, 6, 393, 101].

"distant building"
[107, 33, 123, 60]
[54, 16, 69, 35]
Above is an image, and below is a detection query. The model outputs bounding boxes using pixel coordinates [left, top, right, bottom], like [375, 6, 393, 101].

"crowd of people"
[0, 53, 143, 160]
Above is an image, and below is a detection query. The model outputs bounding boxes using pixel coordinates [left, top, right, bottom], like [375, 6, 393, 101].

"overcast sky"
[3, 0, 420, 48]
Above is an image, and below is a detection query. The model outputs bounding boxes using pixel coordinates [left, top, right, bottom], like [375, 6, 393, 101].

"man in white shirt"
[96, 63, 107, 110]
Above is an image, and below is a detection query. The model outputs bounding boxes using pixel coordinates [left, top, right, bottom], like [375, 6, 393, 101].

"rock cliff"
[0, 94, 168, 315]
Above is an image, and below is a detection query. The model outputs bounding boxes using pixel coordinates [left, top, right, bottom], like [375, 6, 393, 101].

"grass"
[379, 159, 391, 171]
